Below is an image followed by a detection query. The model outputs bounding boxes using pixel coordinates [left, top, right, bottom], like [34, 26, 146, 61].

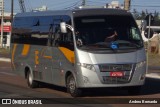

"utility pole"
[146, 14, 151, 74]
[11, 0, 14, 23]
[124, 0, 131, 11]
[82, 0, 86, 6]
[0, 0, 4, 48]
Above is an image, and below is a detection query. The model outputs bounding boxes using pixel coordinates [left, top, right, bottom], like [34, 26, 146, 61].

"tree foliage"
[132, 9, 160, 26]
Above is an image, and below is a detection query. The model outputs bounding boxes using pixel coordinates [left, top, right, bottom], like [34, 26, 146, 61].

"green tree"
[153, 11, 160, 26]
[154, 11, 159, 21]
[132, 9, 140, 19]
[141, 10, 146, 19]
[145, 9, 148, 15]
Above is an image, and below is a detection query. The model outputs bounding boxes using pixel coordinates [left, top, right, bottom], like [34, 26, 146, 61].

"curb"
[146, 73, 160, 79]
[0, 58, 11, 62]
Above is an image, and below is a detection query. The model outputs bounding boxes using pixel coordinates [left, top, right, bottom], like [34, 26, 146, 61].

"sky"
[4, 0, 160, 13]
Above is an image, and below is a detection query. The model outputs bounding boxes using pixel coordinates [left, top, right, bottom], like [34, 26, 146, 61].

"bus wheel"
[127, 86, 141, 95]
[27, 71, 38, 88]
[67, 75, 82, 97]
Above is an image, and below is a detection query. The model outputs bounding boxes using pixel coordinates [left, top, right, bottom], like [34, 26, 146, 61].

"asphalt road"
[0, 62, 160, 107]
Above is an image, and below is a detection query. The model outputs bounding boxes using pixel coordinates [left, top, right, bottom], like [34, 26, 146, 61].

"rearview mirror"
[60, 22, 67, 33]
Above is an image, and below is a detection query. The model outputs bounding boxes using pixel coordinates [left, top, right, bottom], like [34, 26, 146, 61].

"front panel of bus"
[72, 12, 146, 88]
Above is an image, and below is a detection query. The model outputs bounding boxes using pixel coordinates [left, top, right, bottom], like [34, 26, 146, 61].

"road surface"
[0, 62, 159, 107]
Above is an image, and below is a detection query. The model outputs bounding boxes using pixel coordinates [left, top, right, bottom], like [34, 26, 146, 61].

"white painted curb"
[0, 58, 11, 62]
[146, 73, 160, 79]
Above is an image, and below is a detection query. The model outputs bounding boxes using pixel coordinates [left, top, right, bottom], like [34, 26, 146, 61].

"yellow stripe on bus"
[40, 48, 52, 59]
[58, 47, 75, 63]
[35, 51, 40, 65]
[11, 44, 17, 70]
[43, 56, 52, 59]
[21, 44, 30, 56]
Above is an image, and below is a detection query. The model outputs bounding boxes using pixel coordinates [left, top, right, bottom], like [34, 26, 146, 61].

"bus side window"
[53, 26, 61, 47]
[54, 34, 60, 46]
[64, 30, 74, 51]
[48, 24, 54, 46]
[55, 30, 74, 51]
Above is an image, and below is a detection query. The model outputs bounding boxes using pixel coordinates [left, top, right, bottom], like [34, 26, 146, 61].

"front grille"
[98, 64, 134, 84]
[102, 76, 130, 84]
[99, 64, 132, 72]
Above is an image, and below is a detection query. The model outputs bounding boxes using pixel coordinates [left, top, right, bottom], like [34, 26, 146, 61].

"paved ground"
[0, 53, 10, 58]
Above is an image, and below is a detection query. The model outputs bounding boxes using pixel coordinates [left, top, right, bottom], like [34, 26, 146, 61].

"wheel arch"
[65, 71, 73, 87]
[24, 66, 32, 79]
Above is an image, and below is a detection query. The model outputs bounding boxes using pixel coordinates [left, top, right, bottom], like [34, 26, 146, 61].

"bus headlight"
[77, 63, 95, 71]
[136, 61, 146, 68]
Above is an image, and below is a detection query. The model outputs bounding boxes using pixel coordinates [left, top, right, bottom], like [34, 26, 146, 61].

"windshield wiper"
[79, 40, 141, 51]
[88, 42, 111, 48]
[82, 42, 118, 51]
[114, 40, 141, 49]
[125, 42, 141, 49]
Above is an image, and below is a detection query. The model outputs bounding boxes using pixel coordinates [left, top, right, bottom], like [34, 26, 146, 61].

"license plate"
[110, 72, 124, 77]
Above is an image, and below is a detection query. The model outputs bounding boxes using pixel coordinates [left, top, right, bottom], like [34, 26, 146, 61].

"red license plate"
[110, 72, 124, 77]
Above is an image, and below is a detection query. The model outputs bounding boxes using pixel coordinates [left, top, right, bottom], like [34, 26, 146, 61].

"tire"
[27, 71, 39, 88]
[66, 75, 82, 97]
[127, 86, 141, 95]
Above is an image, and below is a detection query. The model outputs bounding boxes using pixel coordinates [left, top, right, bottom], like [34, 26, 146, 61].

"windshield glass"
[74, 15, 143, 50]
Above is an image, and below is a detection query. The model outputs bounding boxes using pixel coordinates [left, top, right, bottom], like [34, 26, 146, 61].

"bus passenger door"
[51, 46, 61, 85]
[41, 47, 53, 83]
[52, 31, 75, 86]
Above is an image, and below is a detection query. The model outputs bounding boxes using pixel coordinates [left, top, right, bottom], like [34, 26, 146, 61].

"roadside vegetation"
[133, 9, 160, 25]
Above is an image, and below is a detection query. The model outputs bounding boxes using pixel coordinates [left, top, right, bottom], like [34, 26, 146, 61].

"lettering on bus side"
[35, 51, 40, 65]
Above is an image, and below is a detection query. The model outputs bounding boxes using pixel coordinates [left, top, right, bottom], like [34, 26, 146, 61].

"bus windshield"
[74, 15, 143, 50]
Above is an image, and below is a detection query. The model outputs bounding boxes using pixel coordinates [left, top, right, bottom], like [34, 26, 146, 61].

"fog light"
[140, 74, 145, 80]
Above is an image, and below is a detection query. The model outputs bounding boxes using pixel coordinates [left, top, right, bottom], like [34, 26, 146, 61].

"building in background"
[33, 5, 47, 12]
[0, 0, 11, 48]
[106, 1, 124, 9]
[0, 12, 11, 48]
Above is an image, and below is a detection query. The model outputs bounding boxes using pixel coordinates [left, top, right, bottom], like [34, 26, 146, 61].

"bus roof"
[15, 8, 131, 18]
